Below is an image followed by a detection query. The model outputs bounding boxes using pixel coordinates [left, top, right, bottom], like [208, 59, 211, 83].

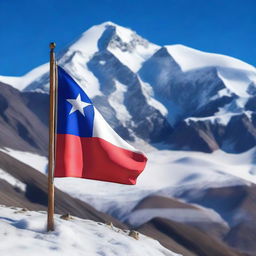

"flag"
[54, 67, 147, 184]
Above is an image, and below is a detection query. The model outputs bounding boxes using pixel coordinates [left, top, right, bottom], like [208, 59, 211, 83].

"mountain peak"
[70, 21, 157, 51]
[66, 21, 159, 72]
[67, 21, 132, 52]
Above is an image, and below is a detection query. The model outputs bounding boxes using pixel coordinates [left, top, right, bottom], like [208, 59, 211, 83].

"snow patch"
[99, 60, 106, 65]
[185, 115, 233, 126]
[217, 88, 233, 98]
[108, 80, 132, 125]
[127, 208, 228, 228]
[140, 79, 168, 116]
[0, 169, 26, 192]
[217, 68, 253, 97]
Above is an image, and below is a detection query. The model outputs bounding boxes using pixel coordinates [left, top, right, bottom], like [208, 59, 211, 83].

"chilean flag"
[54, 67, 147, 185]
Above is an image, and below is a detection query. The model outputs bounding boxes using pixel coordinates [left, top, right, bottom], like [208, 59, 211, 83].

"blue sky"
[0, 0, 255, 76]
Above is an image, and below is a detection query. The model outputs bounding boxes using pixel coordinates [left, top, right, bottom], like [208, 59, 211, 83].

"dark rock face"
[245, 96, 256, 111]
[87, 49, 173, 143]
[167, 120, 220, 152]
[194, 95, 236, 117]
[224, 221, 256, 255]
[22, 91, 49, 126]
[221, 114, 256, 153]
[166, 113, 256, 153]
[0, 82, 48, 155]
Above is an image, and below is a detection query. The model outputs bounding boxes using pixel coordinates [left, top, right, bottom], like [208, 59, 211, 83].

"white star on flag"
[66, 94, 91, 116]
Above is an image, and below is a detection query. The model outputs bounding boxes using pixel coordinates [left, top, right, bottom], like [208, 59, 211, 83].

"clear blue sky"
[0, 0, 255, 76]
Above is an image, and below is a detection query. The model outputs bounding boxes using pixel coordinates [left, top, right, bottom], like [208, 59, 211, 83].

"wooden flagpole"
[47, 42, 56, 231]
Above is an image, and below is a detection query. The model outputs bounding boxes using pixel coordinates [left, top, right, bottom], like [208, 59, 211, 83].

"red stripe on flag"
[55, 134, 147, 185]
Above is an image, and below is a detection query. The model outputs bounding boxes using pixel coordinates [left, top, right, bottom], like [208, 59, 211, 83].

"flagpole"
[47, 42, 56, 231]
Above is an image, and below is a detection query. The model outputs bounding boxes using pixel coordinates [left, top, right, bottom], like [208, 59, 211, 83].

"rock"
[129, 230, 139, 240]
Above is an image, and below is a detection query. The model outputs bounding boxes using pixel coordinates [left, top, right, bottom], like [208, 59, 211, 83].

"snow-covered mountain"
[2, 21, 256, 153]
[1, 21, 256, 256]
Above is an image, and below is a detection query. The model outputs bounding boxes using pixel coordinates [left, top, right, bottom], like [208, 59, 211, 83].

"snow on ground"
[0, 205, 180, 256]
[0, 169, 26, 192]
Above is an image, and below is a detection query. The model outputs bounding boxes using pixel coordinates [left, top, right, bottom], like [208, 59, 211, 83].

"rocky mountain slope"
[0, 150, 125, 228]
[0, 149, 248, 256]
